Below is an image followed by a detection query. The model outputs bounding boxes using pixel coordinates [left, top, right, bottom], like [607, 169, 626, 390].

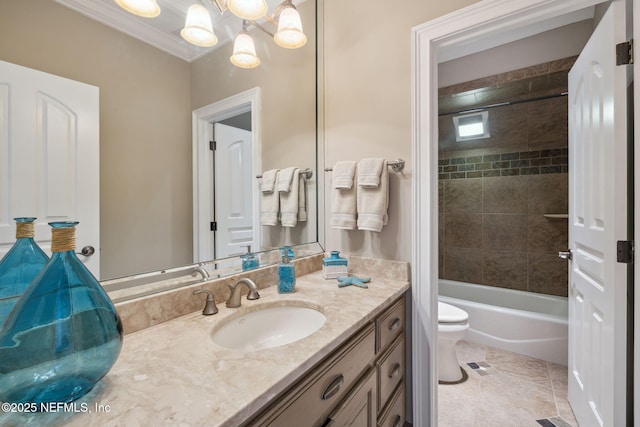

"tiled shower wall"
[438, 58, 575, 297]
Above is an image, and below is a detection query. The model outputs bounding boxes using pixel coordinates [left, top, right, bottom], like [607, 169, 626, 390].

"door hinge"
[616, 39, 633, 65]
[210, 221, 217, 232]
[210, 140, 216, 151]
[617, 240, 634, 264]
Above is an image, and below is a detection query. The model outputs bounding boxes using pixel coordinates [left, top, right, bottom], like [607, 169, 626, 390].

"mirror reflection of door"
[0, 60, 100, 276]
[213, 120, 254, 259]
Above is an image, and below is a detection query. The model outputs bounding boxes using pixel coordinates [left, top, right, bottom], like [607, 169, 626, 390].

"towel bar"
[325, 159, 405, 173]
[256, 168, 313, 179]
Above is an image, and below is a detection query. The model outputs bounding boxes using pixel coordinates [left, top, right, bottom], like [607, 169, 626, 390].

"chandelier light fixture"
[114, 0, 307, 68]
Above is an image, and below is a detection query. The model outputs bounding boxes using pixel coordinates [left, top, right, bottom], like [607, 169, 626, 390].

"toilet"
[438, 301, 469, 383]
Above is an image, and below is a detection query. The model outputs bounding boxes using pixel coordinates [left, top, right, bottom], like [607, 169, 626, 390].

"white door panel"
[0, 60, 100, 276]
[567, 2, 628, 425]
[214, 123, 253, 258]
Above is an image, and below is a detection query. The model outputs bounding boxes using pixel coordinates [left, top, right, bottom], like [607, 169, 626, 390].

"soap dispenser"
[241, 245, 259, 271]
[277, 250, 296, 294]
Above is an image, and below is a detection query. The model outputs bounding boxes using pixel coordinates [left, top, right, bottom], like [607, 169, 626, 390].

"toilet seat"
[438, 301, 468, 324]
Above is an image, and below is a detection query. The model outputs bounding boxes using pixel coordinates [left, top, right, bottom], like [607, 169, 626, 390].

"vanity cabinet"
[246, 294, 406, 427]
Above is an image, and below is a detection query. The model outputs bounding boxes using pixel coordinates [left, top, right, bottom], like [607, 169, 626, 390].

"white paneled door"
[0, 60, 100, 276]
[566, 1, 629, 425]
[213, 123, 254, 258]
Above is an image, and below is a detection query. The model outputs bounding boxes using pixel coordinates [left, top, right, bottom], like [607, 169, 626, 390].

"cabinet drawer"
[254, 323, 375, 427]
[376, 298, 404, 354]
[377, 336, 404, 414]
[377, 382, 405, 427]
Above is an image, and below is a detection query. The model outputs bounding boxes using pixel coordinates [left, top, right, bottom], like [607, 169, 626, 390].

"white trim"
[192, 87, 262, 263]
[411, 0, 608, 425]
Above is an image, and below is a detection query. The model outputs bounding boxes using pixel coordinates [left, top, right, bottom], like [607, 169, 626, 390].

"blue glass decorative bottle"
[0, 221, 123, 404]
[0, 217, 49, 328]
[277, 251, 296, 294]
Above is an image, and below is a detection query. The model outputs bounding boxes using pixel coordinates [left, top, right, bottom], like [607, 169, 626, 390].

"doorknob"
[558, 250, 572, 260]
[76, 246, 95, 257]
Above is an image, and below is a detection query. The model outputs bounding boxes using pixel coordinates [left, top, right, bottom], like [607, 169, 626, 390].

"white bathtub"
[439, 279, 568, 366]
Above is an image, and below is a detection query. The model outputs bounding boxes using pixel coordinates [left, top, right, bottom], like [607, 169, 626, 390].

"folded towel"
[277, 167, 296, 192]
[332, 161, 357, 189]
[260, 169, 280, 226]
[298, 173, 307, 222]
[357, 158, 385, 188]
[330, 165, 357, 230]
[280, 168, 300, 227]
[357, 162, 389, 232]
[260, 169, 279, 192]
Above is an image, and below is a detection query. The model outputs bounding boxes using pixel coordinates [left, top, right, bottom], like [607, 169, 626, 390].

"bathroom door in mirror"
[213, 123, 255, 258]
[0, 60, 100, 275]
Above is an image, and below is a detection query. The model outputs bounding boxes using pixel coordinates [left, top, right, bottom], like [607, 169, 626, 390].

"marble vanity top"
[1, 270, 409, 427]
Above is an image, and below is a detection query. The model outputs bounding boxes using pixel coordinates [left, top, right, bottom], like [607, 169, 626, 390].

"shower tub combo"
[439, 279, 568, 366]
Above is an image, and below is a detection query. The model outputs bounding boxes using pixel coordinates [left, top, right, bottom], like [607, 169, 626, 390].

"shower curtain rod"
[439, 91, 568, 117]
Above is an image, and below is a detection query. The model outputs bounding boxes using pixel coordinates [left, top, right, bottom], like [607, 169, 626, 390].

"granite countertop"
[1, 270, 409, 427]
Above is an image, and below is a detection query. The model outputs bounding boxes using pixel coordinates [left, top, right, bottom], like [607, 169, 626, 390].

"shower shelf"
[543, 214, 568, 219]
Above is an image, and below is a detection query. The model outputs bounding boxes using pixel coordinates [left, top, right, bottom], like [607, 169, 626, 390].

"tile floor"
[437, 340, 578, 427]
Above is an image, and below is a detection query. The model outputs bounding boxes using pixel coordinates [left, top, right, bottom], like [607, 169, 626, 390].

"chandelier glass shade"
[114, 0, 161, 18]
[181, 4, 219, 47]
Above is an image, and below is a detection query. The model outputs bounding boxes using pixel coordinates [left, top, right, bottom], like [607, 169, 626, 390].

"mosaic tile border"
[536, 416, 574, 427]
[439, 148, 568, 180]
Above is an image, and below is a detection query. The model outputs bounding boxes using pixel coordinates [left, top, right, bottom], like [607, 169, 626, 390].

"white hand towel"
[357, 161, 389, 232]
[280, 168, 300, 227]
[260, 168, 279, 192]
[357, 158, 385, 188]
[277, 167, 296, 192]
[298, 173, 307, 222]
[260, 169, 280, 226]
[332, 161, 357, 189]
[330, 166, 357, 230]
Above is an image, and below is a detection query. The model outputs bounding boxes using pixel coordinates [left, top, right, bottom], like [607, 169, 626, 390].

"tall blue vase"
[0, 221, 122, 404]
[0, 218, 49, 329]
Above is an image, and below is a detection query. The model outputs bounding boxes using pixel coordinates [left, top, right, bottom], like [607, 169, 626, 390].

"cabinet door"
[325, 368, 377, 427]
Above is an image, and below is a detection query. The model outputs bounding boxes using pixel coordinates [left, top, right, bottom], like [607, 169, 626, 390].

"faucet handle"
[192, 289, 218, 315]
[247, 289, 260, 300]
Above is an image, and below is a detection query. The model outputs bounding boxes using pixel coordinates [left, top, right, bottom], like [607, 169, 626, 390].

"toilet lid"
[438, 301, 468, 323]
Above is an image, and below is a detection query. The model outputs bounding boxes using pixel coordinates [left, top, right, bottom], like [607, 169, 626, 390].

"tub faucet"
[226, 278, 260, 308]
[191, 265, 209, 281]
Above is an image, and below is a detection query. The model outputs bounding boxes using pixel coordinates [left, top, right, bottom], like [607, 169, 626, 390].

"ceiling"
[54, 0, 301, 62]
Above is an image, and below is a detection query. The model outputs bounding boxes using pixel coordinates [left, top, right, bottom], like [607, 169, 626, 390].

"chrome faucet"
[226, 278, 260, 308]
[192, 289, 218, 315]
[191, 265, 209, 281]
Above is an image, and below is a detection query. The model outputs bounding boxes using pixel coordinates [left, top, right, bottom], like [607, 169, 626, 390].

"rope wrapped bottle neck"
[16, 222, 35, 239]
[51, 227, 76, 252]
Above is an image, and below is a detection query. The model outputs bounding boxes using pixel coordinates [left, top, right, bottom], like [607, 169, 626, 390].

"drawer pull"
[321, 374, 344, 400]
[388, 363, 401, 379]
[392, 415, 402, 427]
[388, 317, 401, 331]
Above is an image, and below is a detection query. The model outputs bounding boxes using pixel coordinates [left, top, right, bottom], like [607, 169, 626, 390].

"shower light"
[453, 111, 490, 141]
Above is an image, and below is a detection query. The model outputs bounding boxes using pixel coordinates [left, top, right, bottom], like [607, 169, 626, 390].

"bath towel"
[331, 161, 357, 189]
[280, 168, 300, 227]
[330, 165, 357, 230]
[260, 168, 279, 192]
[298, 173, 307, 222]
[260, 169, 280, 226]
[277, 166, 296, 192]
[356, 160, 388, 232]
[357, 158, 385, 188]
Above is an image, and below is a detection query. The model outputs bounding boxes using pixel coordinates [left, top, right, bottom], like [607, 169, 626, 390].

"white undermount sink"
[211, 304, 327, 351]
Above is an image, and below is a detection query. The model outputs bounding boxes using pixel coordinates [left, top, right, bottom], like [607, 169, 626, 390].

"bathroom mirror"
[0, 0, 322, 290]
